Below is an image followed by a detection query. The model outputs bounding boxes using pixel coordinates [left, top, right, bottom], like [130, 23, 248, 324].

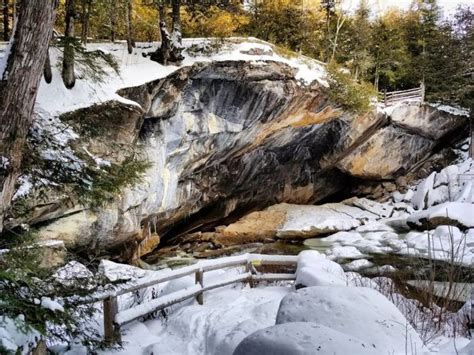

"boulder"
[407, 202, 474, 230]
[233, 322, 378, 355]
[275, 286, 424, 354]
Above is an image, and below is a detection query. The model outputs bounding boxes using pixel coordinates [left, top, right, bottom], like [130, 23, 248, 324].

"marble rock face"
[19, 61, 468, 257]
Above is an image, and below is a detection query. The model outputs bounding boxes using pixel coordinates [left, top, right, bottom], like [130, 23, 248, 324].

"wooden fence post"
[195, 269, 204, 305]
[420, 82, 425, 104]
[245, 261, 256, 288]
[470, 287, 474, 333]
[104, 296, 121, 346]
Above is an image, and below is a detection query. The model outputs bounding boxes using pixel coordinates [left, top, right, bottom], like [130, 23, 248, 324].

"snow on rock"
[326, 245, 366, 260]
[275, 286, 425, 354]
[40, 297, 64, 313]
[410, 159, 474, 210]
[0, 316, 41, 354]
[295, 250, 348, 287]
[233, 322, 378, 355]
[52, 261, 94, 288]
[98, 259, 150, 282]
[35, 38, 327, 116]
[277, 203, 376, 239]
[408, 202, 474, 229]
[343, 259, 374, 271]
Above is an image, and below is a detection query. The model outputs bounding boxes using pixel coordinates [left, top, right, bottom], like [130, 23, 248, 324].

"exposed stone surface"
[9, 60, 468, 259]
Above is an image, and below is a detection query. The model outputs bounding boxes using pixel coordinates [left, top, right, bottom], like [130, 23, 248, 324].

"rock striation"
[9, 60, 469, 260]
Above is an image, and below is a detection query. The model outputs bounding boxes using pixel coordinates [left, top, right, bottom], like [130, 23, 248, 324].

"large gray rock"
[12, 60, 468, 258]
[275, 286, 424, 354]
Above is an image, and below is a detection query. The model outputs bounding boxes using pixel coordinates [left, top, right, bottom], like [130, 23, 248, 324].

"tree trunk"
[170, 0, 183, 63]
[126, 0, 134, 54]
[470, 109, 474, 159]
[2, 0, 8, 41]
[43, 49, 52, 83]
[0, 0, 57, 233]
[62, 0, 76, 89]
[109, 0, 116, 42]
[81, 0, 90, 44]
[149, 1, 184, 65]
[150, 4, 170, 64]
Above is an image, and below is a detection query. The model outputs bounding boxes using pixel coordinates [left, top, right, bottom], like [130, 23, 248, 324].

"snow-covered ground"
[33, 38, 327, 116]
[52, 251, 471, 355]
[299, 157, 474, 267]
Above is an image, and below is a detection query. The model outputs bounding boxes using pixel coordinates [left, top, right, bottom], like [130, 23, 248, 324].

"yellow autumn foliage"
[182, 6, 249, 38]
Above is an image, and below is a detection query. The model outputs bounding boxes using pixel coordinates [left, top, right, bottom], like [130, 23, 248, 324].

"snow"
[429, 103, 470, 117]
[0, 315, 41, 354]
[33, 38, 327, 116]
[295, 250, 348, 287]
[52, 261, 94, 288]
[343, 259, 374, 271]
[408, 202, 474, 229]
[275, 286, 425, 354]
[40, 297, 65, 313]
[234, 322, 379, 355]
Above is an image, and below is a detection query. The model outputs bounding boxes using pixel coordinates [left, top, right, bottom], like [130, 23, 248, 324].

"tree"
[369, 10, 410, 91]
[81, 0, 92, 44]
[148, 0, 184, 65]
[2, 0, 8, 41]
[62, 0, 76, 88]
[126, 0, 135, 54]
[0, 0, 57, 233]
[349, 0, 373, 81]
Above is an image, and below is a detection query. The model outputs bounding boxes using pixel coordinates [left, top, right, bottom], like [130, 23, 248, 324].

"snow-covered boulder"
[408, 202, 474, 230]
[295, 251, 347, 287]
[98, 259, 150, 282]
[275, 286, 424, 354]
[233, 322, 378, 355]
[52, 261, 94, 288]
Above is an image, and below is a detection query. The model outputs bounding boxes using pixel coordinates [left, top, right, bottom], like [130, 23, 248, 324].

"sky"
[342, 0, 474, 17]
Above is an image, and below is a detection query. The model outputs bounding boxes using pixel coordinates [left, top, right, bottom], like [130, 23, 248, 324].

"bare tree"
[62, 0, 76, 88]
[0, 0, 57, 232]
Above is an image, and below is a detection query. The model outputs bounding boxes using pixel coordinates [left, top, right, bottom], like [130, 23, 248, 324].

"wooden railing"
[382, 84, 425, 106]
[94, 254, 298, 345]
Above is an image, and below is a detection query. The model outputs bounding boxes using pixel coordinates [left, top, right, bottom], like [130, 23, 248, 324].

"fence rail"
[100, 253, 298, 345]
[382, 84, 425, 106]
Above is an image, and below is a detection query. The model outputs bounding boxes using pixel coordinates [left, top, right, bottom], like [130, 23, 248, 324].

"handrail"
[101, 253, 298, 345]
[382, 84, 425, 106]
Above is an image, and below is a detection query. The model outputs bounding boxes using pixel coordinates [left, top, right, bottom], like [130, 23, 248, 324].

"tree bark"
[126, 0, 135, 54]
[109, 0, 116, 42]
[81, 0, 91, 44]
[0, 0, 57, 233]
[149, 1, 184, 65]
[2, 0, 8, 41]
[170, 0, 183, 63]
[62, 0, 76, 89]
[43, 49, 52, 83]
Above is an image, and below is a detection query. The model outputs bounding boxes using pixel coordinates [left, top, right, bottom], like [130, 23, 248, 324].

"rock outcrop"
[8, 60, 469, 260]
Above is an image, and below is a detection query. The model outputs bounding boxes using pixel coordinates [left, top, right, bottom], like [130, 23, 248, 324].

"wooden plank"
[252, 273, 296, 282]
[104, 297, 121, 345]
[385, 94, 420, 101]
[90, 254, 297, 302]
[195, 270, 204, 305]
[115, 273, 252, 326]
[385, 87, 422, 95]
